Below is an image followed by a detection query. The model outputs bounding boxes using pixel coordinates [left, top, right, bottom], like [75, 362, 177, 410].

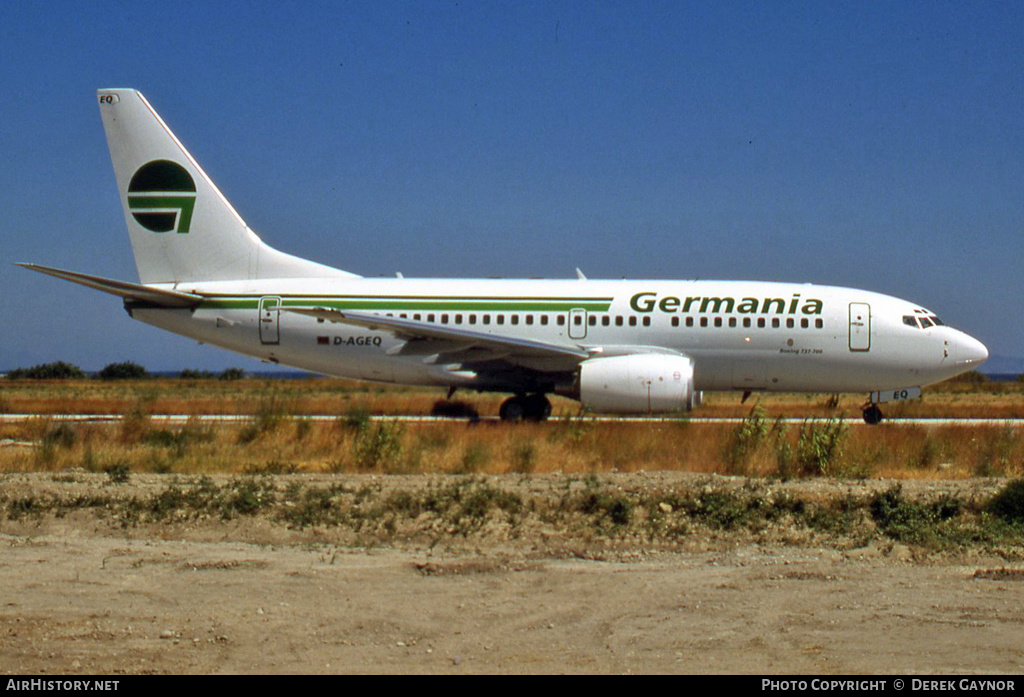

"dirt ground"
[1, 473, 1023, 674]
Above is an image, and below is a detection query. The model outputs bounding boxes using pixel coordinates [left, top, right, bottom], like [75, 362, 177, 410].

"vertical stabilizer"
[98, 89, 355, 284]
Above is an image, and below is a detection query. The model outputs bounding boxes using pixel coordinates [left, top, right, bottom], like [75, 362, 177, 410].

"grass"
[2, 376, 1024, 479]
[3, 414, 1024, 479]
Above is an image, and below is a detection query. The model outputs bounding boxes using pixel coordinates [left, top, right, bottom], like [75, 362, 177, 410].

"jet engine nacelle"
[579, 354, 701, 414]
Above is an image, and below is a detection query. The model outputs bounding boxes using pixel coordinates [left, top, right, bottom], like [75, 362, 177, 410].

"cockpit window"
[905, 311, 946, 329]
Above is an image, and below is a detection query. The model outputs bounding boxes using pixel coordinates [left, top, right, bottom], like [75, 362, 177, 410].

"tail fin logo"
[127, 160, 197, 233]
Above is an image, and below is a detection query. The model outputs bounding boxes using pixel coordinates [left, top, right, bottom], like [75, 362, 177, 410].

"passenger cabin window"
[629, 317, 637, 327]
[615, 316, 624, 327]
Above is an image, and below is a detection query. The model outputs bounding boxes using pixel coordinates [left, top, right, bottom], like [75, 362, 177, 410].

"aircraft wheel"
[522, 394, 552, 422]
[862, 405, 884, 425]
[499, 396, 526, 422]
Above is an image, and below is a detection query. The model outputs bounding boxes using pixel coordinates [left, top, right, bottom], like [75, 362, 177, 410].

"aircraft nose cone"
[955, 333, 989, 367]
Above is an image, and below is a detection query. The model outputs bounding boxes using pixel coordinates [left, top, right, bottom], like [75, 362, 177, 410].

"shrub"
[278, 485, 345, 527]
[179, 369, 215, 379]
[455, 442, 489, 474]
[973, 426, 1018, 477]
[104, 463, 131, 484]
[795, 418, 847, 476]
[36, 421, 78, 467]
[120, 407, 152, 444]
[340, 406, 371, 432]
[222, 478, 276, 517]
[509, 441, 536, 474]
[97, 361, 149, 380]
[951, 370, 988, 385]
[6, 361, 85, 380]
[724, 407, 768, 470]
[42, 423, 77, 449]
[579, 491, 632, 526]
[869, 486, 961, 544]
[353, 422, 403, 471]
[238, 395, 291, 443]
[988, 479, 1024, 524]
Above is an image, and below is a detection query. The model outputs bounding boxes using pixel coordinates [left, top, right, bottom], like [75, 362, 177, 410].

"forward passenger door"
[849, 302, 870, 351]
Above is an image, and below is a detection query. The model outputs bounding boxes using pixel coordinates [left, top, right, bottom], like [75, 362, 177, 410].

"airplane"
[19, 89, 989, 424]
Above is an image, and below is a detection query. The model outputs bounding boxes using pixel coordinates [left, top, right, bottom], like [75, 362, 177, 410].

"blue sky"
[2, 1, 1022, 372]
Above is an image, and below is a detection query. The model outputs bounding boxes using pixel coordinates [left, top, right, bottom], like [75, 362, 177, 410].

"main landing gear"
[499, 394, 552, 422]
[862, 404, 884, 425]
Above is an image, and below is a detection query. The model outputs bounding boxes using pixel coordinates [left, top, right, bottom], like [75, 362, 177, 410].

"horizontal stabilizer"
[16, 263, 202, 308]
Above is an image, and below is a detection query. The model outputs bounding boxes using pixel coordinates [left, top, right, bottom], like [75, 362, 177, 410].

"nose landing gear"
[862, 404, 884, 425]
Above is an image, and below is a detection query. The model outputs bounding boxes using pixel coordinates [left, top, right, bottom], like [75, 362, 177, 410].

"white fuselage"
[129, 277, 987, 396]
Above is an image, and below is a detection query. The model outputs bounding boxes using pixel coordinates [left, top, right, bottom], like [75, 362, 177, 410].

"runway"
[2, 413, 1023, 427]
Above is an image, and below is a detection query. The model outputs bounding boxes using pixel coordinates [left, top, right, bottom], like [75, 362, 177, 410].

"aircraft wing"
[16, 263, 202, 308]
[285, 307, 592, 369]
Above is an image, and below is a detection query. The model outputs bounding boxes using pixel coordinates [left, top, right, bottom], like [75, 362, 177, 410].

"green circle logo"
[127, 160, 196, 233]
